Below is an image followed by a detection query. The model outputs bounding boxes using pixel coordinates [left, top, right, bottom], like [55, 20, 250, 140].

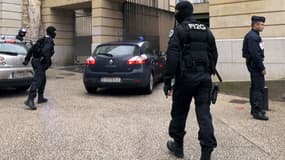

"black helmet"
[175, 1, 193, 23]
[18, 28, 27, 36]
[19, 28, 27, 33]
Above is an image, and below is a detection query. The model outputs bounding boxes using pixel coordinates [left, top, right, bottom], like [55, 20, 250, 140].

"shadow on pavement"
[85, 83, 163, 97]
[0, 89, 27, 99]
[86, 88, 151, 97]
[220, 80, 285, 102]
[58, 65, 84, 73]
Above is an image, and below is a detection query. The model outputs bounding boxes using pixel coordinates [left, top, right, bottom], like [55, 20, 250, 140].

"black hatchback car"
[83, 41, 166, 94]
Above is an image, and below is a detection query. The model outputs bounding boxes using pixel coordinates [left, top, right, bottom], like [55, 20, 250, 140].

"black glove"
[22, 61, 29, 66]
[164, 79, 172, 96]
[164, 84, 172, 96]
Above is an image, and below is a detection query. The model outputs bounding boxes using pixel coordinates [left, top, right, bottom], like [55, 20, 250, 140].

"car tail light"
[0, 56, 6, 65]
[4, 39, 16, 44]
[128, 55, 147, 65]
[86, 56, 96, 65]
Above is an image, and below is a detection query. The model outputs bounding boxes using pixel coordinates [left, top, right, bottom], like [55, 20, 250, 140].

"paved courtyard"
[0, 69, 284, 160]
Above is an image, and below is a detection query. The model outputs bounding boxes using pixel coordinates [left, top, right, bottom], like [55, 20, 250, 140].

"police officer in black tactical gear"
[164, 1, 218, 160]
[16, 28, 27, 41]
[242, 16, 268, 121]
[23, 26, 56, 110]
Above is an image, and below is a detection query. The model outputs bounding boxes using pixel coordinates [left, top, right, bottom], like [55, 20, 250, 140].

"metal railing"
[192, 0, 208, 3]
[127, 0, 158, 8]
[176, 0, 208, 4]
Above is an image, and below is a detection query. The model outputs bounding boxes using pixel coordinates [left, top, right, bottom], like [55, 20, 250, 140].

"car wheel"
[144, 73, 154, 94]
[16, 86, 30, 92]
[85, 86, 98, 94]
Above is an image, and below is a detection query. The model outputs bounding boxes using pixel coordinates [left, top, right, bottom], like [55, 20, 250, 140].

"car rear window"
[0, 43, 28, 55]
[94, 45, 139, 57]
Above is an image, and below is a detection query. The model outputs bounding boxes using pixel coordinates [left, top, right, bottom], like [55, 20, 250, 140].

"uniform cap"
[251, 16, 266, 23]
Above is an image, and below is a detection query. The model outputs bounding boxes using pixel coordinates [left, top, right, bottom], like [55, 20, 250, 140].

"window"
[0, 43, 28, 55]
[176, 0, 208, 4]
[191, 0, 208, 3]
[94, 45, 139, 57]
[141, 42, 153, 55]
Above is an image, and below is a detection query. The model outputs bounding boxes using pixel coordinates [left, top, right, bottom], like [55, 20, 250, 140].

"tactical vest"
[180, 22, 210, 74]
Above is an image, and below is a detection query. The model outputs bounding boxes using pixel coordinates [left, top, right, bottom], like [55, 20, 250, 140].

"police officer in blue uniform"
[164, 1, 218, 160]
[23, 26, 56, 110]
[242, 16, 268, 121]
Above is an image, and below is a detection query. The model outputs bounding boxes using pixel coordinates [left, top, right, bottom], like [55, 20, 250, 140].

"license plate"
[16, 71, 26, 78]
[9, 71, 32, 79]
[101, 77, 121, 83]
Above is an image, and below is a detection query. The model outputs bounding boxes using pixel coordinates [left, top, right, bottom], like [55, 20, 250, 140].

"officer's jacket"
[164, 17, 218, 84]
[16, 35, 24, 41]
[25, 36, 55, 70]
[41, 36, 55, 70]
[242, 29, 265, 72]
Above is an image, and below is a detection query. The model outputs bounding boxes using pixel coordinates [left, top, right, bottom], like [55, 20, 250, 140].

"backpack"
[31, 37, 45, 57]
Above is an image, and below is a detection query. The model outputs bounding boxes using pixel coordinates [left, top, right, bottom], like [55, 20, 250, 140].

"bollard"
[264, 86, 269, 111]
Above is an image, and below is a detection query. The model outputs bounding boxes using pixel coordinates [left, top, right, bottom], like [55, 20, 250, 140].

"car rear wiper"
[0, 51, 18, 56]
[97, 53, 113, 57]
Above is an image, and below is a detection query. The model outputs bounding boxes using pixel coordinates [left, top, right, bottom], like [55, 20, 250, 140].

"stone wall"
[91, 0, 123, 50]
[0, 0, 22, 36]
[216, 38, 285, 81]
[210, 0, 285, 81]
[210, 0, 285, 39]
[42, 1, 75, 65]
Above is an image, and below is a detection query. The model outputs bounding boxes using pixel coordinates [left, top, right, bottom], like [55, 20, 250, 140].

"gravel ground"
[0, 69, 284, 160]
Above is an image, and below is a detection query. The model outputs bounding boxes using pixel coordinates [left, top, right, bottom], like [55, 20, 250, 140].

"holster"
[211, 70, 223, 105]
[211, 83, 219, 104]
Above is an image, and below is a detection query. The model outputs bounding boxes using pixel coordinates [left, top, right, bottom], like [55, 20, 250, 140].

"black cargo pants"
[29, 58, 47, 98]
[249, 71, 265, 114]
[169, 72, 217, 149]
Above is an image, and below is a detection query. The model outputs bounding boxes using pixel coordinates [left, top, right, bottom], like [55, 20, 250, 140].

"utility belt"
[32, 57, 44, 61]
[179, 63, 209, 79]
[182, 60, 209, 72]
[185, 65, 208, 73]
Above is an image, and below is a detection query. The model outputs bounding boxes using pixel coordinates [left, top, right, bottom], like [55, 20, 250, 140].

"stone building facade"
[0, 0, 284, 81]
[210, 0, 285, 81]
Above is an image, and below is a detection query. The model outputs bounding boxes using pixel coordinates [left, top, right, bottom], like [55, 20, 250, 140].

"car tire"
[85, 86, 98, 94]
[16, 86, 30, 92]
[144, 73, 154, 94]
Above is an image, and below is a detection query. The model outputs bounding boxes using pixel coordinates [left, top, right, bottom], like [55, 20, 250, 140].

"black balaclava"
[175, 1, 193, 24]
[46, 26, 57, 39]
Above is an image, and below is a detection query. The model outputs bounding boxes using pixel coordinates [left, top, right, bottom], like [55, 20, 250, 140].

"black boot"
[200, 148, 213, 160]
[38, 94, 48, 104]
[24, 96, 37, 110]
[167, 140, 184, 158]
[253, 111, 269, 121]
